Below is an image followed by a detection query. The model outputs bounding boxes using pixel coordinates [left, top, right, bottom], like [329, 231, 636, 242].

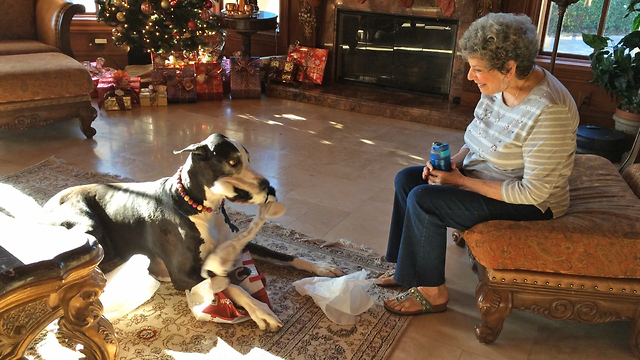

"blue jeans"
[386, 166, 553, 287]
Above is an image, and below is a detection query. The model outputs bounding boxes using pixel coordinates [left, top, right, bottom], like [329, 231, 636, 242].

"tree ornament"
[166, 20, 173, 25]
[188, 20, 197, 30]
[170, 0, 179, 6]
[116, 11, 126, 21]
[161, 0, 171, 8]
[204, 0, 213, 8]
[141, 1, 153, 15]
[201, 9, 211, 21]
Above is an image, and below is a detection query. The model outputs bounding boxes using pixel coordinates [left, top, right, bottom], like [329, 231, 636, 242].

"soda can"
[430, 142, 451, 171]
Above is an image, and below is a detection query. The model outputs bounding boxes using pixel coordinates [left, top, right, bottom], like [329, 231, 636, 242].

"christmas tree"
[96, 0, 223, 55]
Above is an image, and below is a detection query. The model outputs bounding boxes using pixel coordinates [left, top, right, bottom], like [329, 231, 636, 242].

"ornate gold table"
[0, 233, 118, 360]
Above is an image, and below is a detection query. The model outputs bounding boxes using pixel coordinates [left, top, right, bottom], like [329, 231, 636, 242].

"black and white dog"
[1, 134, 342, 331]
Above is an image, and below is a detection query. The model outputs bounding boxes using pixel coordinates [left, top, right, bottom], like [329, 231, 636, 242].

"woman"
[379, 13, 579, 316]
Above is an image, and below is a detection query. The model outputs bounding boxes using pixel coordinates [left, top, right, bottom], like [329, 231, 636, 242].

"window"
[541, 0, 634, 57]
[71, 0, 96, 13]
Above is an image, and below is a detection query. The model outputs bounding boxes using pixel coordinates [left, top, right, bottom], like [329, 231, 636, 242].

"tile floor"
[0, 97, 634, 360]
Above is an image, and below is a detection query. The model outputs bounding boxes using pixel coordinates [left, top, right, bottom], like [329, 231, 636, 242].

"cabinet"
[70, 16, 128, 69]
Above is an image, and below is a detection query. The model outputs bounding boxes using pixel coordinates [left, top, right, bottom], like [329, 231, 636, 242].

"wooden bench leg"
[474, 279, 513, 344]
[56, 267, 118, 360]
[78, 104, 97, 139]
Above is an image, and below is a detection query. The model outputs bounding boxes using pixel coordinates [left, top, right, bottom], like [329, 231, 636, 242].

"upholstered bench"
[0, 52, 97, 138]
[459, 154, 640, 358]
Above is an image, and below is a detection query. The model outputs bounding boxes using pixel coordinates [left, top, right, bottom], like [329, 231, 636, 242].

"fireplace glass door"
[336, 10, 458, 95]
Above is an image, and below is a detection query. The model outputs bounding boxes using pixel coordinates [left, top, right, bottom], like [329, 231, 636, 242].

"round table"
[216, 11, 278, 58]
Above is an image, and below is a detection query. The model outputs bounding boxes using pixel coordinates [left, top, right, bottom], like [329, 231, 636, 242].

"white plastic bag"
[102, 254, 160, 321]
[292, 269, 373, 325]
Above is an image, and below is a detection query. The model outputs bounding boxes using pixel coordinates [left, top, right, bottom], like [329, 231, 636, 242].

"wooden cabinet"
[70, 16, 128, 69]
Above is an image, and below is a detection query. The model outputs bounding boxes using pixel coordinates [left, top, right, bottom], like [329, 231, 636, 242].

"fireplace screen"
[336, 10, 458, 95]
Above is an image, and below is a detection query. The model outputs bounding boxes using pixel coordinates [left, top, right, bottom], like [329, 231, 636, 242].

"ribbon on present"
[196, 62, 223, 84]
[98, 84, 139, 110]
[166, 66, 197, 103]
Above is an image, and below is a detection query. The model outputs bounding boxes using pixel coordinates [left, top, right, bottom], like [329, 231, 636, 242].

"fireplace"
[335, 10, 458, 96]
[320, 0, 476, 102]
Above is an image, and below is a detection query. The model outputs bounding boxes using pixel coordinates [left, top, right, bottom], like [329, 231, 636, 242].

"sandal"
[383, 287, 448, 316]
[375, 269, 401, 288]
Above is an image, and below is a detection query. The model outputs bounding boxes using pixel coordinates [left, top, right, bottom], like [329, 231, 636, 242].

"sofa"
[457, 148, 640, 357]
[0, 0, 97, 138]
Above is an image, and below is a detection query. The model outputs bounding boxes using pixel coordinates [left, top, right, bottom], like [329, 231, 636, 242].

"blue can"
[430, 142, 451, 171]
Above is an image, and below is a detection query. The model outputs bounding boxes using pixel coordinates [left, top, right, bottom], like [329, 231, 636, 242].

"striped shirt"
[462, 68, 579, 218]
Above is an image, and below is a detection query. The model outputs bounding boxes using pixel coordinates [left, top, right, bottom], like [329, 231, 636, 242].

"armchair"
[0, 0, 97, 138]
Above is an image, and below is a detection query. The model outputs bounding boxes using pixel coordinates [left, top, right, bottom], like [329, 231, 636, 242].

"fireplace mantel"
[320, 0, 476, 101]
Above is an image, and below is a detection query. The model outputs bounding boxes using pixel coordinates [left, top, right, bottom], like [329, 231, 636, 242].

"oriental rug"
[1, 157, 410, 360]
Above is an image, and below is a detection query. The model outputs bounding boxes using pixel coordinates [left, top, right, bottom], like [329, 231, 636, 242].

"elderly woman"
[378, 13, 579, 316]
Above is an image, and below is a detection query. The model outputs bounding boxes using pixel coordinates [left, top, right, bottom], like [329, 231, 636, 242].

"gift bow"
[232, 51, 260, 75]
[196, 63, 223, 84]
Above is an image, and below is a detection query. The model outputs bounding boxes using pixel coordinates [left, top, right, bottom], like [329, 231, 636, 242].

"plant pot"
[613, 107, 640, 136]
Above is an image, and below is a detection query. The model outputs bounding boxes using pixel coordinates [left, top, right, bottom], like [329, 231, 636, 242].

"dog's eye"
[229, 159, 237, 166]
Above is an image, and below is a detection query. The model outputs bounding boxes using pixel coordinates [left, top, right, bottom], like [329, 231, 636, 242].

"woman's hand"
[422, 162, 432, 180]
[427, 163, 465, 187]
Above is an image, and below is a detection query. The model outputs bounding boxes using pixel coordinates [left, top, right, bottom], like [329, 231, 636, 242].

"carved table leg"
[475, 279, 512, 344]
[56, 268, 118, 360]
[78, 105, 97, 139]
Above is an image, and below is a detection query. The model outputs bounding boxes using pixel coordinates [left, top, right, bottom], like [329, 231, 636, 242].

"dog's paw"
[292, 258, 345, 277]
[246, 301, 282, 332]
[311, 262, 345, 277]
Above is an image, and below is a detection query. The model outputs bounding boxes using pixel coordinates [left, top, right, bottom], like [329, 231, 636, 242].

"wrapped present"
[166, 66, 198, 103]
[98, 85, 138, 111]
[221, 57, 231, 94]
[286, 44, 328, 84]
[139, 85, 168, 106]
[230, 53, 261, 99]
[263, 55, 298, 84]
[195, 62, 224, 100]
[82, 57, 115, 98]
[97, 70, 141, 102]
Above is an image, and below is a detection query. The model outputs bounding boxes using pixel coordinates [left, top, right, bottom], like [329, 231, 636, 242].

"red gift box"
[97, 71, 141, 103]
[286, 45, 328, 84]
[195, 62, 224, 101]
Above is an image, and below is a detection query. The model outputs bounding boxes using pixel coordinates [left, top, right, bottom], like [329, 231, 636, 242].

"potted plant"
[583, 0, 640, 135]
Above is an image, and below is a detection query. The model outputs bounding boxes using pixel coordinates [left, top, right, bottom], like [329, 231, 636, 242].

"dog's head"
[173, 134, 276, 205]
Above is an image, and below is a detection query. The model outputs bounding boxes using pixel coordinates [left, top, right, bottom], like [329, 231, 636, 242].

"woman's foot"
[384, 285, 448, 316]
[374, 269, 400, 287]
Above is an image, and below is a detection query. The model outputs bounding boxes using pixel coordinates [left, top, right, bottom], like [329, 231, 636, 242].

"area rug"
[0, 157, 410, 360]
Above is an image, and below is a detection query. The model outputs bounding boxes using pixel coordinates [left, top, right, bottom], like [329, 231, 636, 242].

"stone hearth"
[265, 83, 473, 131]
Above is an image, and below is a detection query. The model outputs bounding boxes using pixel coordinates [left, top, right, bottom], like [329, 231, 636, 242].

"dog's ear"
[173, 144, 211, 160]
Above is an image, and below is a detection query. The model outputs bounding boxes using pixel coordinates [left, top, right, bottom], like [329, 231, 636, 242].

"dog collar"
[176, 166, 217, 213]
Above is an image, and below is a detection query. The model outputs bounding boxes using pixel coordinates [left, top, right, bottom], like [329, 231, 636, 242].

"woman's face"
[467, 58, 504, 96]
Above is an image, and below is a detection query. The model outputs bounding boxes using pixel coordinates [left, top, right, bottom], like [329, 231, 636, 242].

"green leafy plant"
[583, 0, 640, 113]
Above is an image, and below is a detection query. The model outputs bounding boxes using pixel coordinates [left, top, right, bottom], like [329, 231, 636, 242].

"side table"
[216, 11, 278, 58]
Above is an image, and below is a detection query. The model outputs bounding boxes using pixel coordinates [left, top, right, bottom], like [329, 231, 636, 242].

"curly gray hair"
[458, 13, 539, 79]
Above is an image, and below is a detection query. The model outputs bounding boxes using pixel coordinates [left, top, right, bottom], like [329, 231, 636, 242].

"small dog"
[1, 134, 343, 331]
